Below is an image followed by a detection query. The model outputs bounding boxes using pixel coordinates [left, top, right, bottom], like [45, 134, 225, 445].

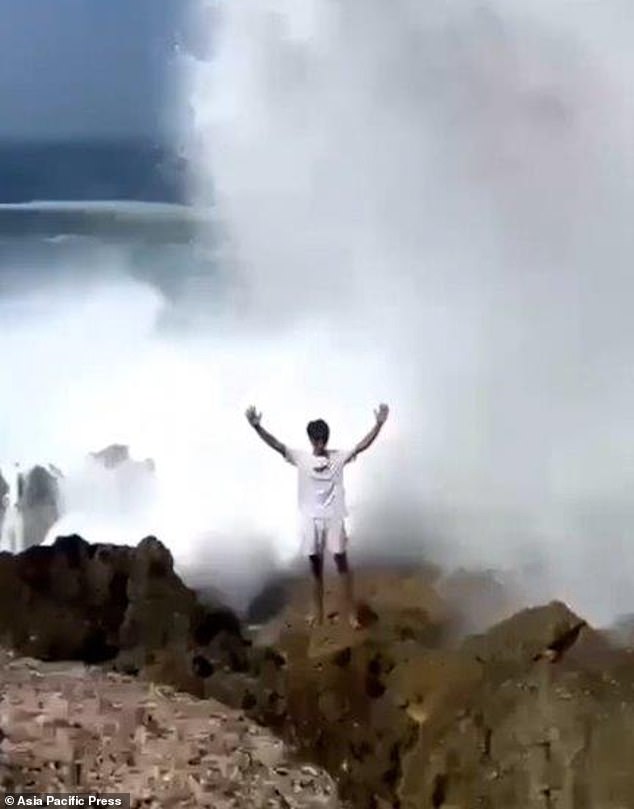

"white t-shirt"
[285, 448, 355, 519]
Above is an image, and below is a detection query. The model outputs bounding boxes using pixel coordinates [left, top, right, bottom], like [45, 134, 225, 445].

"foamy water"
[1, 0, 633, 624]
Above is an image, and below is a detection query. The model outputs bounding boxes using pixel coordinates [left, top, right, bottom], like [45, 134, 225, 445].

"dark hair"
[307, 419, 330, 444]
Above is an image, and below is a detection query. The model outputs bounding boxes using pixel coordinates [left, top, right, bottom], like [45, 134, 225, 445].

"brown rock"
[245, 570, 634, 809]
[245, 569, 456, 807]
[0, 648, 342, 808]
[0, 470, 9, 532]
[90, 444, 130, 469]
[0, 535, 249, 685]
[4, 543, 634, 809]
[20, 465, 61, 549]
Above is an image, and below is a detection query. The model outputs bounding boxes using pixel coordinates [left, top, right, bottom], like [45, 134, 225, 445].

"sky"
[0, 0, 188, 140]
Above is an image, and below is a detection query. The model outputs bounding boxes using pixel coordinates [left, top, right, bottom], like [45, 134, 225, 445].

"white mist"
[183, 0, 634, 624]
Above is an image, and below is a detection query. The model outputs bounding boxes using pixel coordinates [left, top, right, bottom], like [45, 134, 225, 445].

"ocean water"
[3, 0, 634, 624]
[0, 140, 187, 205]
[0, 201, 219, 309]
[0, 154, 368, 610]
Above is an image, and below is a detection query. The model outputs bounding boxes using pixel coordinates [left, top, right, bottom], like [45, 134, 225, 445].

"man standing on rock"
[245, 403, 390, 629]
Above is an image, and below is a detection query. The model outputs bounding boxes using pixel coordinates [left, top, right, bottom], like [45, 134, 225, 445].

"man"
[245, 403, 390, 629]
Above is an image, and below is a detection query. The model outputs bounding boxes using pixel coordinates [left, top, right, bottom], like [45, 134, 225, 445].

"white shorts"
[301, 516, 348, 556]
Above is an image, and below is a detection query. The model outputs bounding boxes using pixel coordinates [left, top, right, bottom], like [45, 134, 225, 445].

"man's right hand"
[245, 406, 262, 427]
[245, 408, 286, 456]
[375, 403, 390, 426]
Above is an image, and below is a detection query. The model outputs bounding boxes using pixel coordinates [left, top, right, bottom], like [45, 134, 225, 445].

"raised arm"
[245, 406, 287, 457]
[349, 403, 390, 460]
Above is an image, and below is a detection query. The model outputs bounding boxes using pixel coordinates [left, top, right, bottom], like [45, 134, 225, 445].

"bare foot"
[328, 610, 362, 630]
[348, 613, 362, 631]
[306, 613, 324, 628]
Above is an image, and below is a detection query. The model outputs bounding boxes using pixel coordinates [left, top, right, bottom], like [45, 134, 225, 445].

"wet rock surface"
[0, 464, 60, 552]
[2, 538, 634, 807]
[0, 535, 249, 676]
[20, 465, 61, 549]
[0, 649, 342, 808]
[244, 572, 634, 808]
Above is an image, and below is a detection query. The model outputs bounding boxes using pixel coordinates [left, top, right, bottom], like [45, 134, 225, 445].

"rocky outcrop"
[91, 443, 155, 477]
[404, 605, 634, 809]
[0, 648, 342, 808]
[3, 540, 634, 808]
[90, 444, 132, 469]
[239, 572, 634, 809]
[0, 471, 9, 544]
[0, 464, 60, 553]
[85, 444, 157, 518]
[20, 464, 61, 549]
[0, 535, 249, 682]
[0, 471, 8, 507]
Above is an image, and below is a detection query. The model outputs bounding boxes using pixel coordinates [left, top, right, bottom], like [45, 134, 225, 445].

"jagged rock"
[116, 535, 197, 669]
[0, 471, 9, 531]
[84, 444, 157, 519]
[0, 464, 60, 553]
[20, 465, 61, 549]
[241, 570, 457, 806]
[4, 543, 634, 808]
[90, 443, 155, 480]
[243, 571, 634, 809]
[0, 648, 342, 808]
[0, 535, 249, 681]
[90, 444, 131, 469]
[397, 604, 634, 809]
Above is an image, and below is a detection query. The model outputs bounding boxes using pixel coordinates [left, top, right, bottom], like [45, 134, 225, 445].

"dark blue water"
[0, 138, 233, 320]
[0, 138, 188, 204]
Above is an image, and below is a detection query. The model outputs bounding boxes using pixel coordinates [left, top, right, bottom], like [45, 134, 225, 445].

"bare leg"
[334, 552, 360, 629]
[308, 553, 324, 626]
